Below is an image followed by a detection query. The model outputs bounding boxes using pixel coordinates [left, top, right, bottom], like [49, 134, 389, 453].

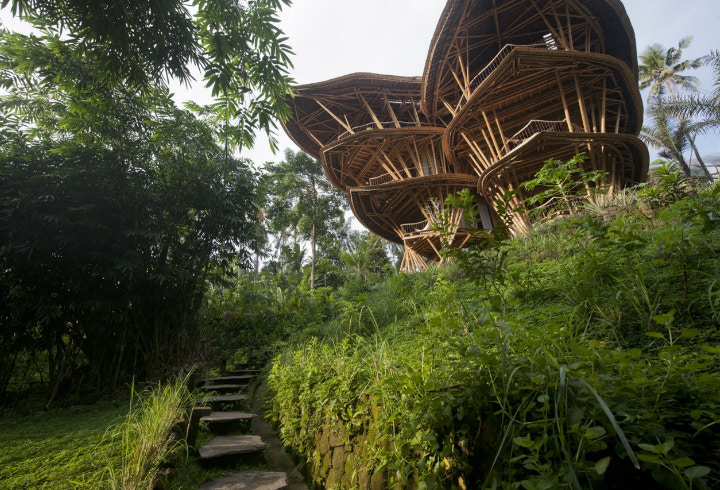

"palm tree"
[640, 97, 691, 172]
[672, 51, 720, 134]
[639, 37, 710, 177]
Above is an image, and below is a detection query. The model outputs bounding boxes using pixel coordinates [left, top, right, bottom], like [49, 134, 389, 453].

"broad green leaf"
[701, 345, 720, 354]
[678, 328, 700, 339]
[652, 310, 675, 325]
[594, 457, 611, 475]
[684, 466, 711, 480]
[670, 457, 695, 468]
[585, 426, 606, 440]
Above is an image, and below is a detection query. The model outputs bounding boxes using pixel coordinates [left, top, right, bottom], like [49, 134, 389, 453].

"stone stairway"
[192, 363, 307, 490]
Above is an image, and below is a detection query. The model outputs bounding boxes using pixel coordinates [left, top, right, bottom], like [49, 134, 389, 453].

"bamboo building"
[282, 0, 649, 271]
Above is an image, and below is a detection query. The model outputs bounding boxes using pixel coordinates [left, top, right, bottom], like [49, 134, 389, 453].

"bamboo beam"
[395, 151, 416, 179]
[461, 132, 492, 169]
[481, 128, 499, 161]
[493, 110, 509, 153]
[411, 97, 421, 126]
[442, 98, 457, 117]
[457, 53, 470, 98]
[491, 0, 502, 51]
[600, 77, 607, 133]
[412, 140, 425, 176]
[357, 92, 383, 129]
[529, 0, 569, 50]
[565, 4, 574, 51]
[306, 130, 325, 148]
[556, 72, 574, 132]
[573, 72, 591, 132]
[378, 151, 403, 181]
[383, 93, 401, 128]
[316, 100, 354, 134]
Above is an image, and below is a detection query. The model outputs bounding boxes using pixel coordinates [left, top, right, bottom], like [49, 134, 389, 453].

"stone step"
[233, 362, 266, 370]
[226, 369, 263, 376]
[198, 435, 266, 467]
[200, 384, 247, 394]
[202, 375, 255, 385]
[201, 411, 255, 434]
[197, 394, 248, 410]
[198, 471, 288, 489]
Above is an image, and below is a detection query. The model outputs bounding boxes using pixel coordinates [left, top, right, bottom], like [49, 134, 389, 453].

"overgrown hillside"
[266, 171, 720, 489]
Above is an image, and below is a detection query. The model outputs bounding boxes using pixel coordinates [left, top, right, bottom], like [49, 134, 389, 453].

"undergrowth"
[0, 402, 125, 488]
[267, 174, 720, 489]
[106, 372, 195, 489]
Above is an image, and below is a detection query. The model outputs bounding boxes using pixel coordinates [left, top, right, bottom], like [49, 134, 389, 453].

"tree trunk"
[310, 221, 316, 290]
[689, 134, 713, 179]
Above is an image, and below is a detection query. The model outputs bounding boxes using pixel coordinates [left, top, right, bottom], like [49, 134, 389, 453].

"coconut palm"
[641, 97, 692, 173]
[672, 51, 720, 131]
[639, 37, 710, 177]
[639, 37, 704, 99]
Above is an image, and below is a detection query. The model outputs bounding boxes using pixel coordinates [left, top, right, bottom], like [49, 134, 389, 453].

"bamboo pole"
[357, 92, 383, 129]
[481, 128, 499, 161]
[556, 72, 574, 132]
[316, 100, 354, 134]
[573, 72, 591, 132]
[383, 93, 401, 128]
[493, 110, 509, 153]
[600, 78, 607, 133]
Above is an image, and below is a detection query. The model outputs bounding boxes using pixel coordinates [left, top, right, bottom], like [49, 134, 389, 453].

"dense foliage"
[1, 0, 294, 149]
[0, 28, 263, 402]
[267, 172, 720, 489]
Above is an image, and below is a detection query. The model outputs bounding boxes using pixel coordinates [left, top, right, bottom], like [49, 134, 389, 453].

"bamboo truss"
[281, 0, 648, 271]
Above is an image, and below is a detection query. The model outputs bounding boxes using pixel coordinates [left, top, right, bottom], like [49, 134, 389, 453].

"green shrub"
[267, 184, 720, 489]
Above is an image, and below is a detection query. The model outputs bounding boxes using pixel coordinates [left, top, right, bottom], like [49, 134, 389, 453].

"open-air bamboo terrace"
[282, 0, 649, 271]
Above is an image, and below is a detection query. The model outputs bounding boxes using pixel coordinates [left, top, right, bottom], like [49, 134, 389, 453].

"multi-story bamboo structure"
[282, 0, 649, 271]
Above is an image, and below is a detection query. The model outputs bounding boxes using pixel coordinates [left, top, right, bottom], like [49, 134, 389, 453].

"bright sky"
[2, 0, 718, 164]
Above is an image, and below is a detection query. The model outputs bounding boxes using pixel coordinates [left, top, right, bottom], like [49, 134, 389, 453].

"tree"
[262, 150, 347, 289]
[0, 29, 262, 401]
[1, 0, 295, 151]
[339, 231, 392, 283]
[521, 153, 605, 218]
[671, 51, 720, 140]
[641, 97, 693, 173]
[639, 37, 710, 177]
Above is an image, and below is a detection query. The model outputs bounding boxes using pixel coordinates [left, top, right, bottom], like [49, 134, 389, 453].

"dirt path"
[250, 379, 309, 490]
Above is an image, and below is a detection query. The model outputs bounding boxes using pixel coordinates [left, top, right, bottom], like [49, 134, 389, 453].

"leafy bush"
[267, 182, 720, 489]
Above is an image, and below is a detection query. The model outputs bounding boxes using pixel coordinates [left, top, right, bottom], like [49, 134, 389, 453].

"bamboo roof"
[281, 73, 424, 160]
[421, 0, 639, 118]
[348, 174, 480, 244]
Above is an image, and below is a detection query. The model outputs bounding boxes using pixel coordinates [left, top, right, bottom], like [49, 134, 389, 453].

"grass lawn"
[0, 401, 126, 489]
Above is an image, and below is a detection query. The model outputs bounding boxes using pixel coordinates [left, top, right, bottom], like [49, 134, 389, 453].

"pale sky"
[1, 1, 718, 163]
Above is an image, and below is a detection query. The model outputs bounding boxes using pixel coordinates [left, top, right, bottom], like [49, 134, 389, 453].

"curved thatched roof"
[348, 173, 479, 243]
[421, 0, 639, 118]
[281, 73, 423, 159]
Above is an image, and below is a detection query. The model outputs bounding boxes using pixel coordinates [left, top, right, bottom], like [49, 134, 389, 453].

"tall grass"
[106, 371, 194, 489]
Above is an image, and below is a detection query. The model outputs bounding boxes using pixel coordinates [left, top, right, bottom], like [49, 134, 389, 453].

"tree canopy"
[1, 0, 295, 150]
[0, 20, 265, 401]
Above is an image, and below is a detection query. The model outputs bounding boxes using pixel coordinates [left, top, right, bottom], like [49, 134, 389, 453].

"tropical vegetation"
[0, 2, 719, 488]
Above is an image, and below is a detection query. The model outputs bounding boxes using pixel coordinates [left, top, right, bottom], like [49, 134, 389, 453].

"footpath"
[190, 363, 308, 490]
